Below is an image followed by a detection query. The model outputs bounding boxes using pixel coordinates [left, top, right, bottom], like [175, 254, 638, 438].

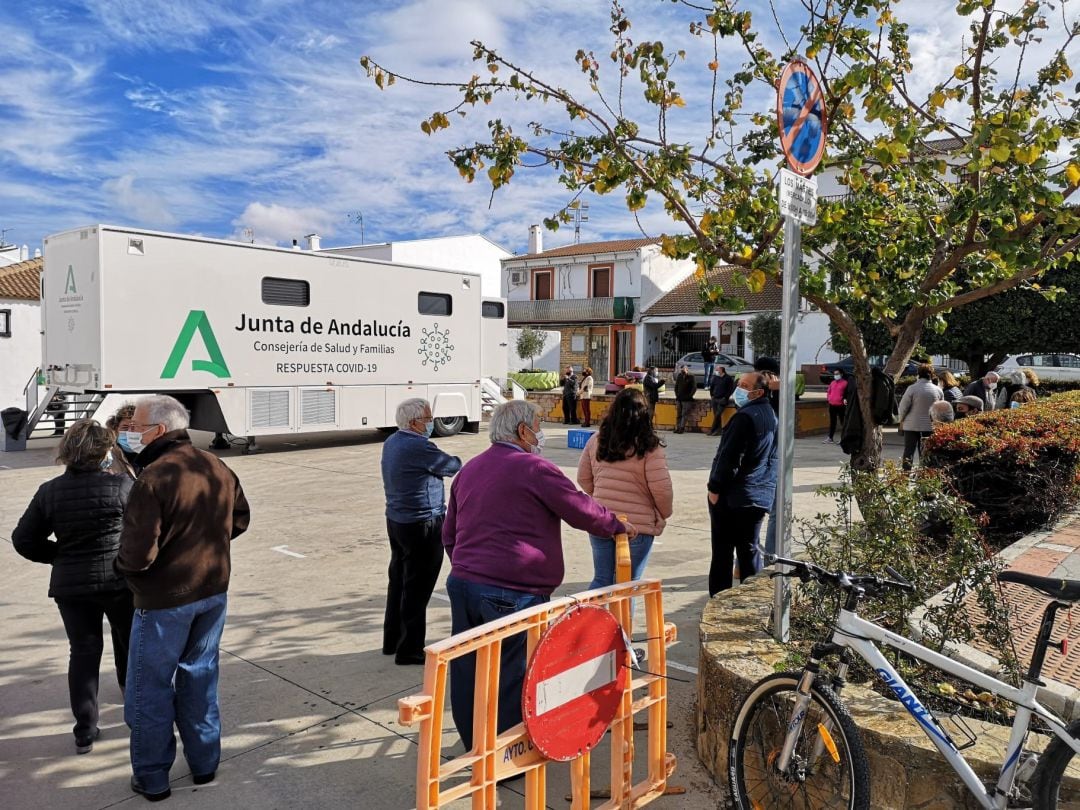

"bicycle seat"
[998, 570, 1080, 602]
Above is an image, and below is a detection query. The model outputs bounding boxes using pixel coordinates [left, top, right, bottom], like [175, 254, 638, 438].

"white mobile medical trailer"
[35, 225, 507, 445]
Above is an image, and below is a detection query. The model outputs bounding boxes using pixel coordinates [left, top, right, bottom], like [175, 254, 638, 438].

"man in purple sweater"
[442, 400, 636, 751]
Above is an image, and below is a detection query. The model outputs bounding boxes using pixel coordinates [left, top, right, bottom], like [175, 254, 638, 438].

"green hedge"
[922, 391, 1080, 544]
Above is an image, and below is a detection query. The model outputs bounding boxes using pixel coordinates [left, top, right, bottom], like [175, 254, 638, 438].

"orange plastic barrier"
[398, 534, 677, 809]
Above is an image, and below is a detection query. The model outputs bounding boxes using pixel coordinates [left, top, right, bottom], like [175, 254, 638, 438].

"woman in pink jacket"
[577, 388, 674, 587]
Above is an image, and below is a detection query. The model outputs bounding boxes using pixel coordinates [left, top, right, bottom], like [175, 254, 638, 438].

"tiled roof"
[510, 237, 661, 262]
[641, 265, 781, 317]
[0, 257, 41, 300]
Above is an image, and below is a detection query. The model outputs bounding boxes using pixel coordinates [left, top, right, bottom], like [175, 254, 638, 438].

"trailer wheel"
[433, 416, 466, 437]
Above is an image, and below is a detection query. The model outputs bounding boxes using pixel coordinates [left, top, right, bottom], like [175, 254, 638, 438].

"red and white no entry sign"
[521, 605, 629, 761]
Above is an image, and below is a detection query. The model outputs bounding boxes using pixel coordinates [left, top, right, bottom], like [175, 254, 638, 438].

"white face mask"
[523, 424, 546, 454]
[124, 426, 158, 455]
[987, 382, 997, 390]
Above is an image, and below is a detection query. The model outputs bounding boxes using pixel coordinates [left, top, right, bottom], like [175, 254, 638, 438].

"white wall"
[796, 310, 841, 366]
[639, 247, 695, 311]
[507, 328, 561, 371]
[0, 298, 42, 410]
[324, 235, 510, 299]
[503, 251, 643, 301]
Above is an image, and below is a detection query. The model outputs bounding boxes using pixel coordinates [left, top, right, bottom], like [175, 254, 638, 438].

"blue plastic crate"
[567, 429, 595, 450]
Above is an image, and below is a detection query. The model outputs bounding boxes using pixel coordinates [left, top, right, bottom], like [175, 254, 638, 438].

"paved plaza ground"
[0, 423, 901, 809]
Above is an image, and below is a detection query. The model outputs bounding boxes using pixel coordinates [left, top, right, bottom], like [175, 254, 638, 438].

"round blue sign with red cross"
[776, 58, 827, 176]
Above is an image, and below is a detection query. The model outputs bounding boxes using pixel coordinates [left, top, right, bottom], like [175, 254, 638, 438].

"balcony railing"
[508, 296, 637, 324]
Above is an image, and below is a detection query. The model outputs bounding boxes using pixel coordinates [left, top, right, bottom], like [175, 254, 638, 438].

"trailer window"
[481, 301, 504, 319]
[418, 292, 452, 316]
[262, 277, 310, 307]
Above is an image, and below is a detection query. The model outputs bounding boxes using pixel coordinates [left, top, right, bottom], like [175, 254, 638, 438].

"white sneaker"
[823, 437, 834, 443]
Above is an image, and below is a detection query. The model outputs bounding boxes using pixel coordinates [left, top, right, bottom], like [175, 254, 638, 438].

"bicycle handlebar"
[766, 554, 917, 597]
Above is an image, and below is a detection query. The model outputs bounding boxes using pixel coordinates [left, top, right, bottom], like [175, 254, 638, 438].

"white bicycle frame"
[799, 608, 1080, 809]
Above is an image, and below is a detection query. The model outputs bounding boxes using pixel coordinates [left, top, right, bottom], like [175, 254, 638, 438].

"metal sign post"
[773, 58, 826, 643]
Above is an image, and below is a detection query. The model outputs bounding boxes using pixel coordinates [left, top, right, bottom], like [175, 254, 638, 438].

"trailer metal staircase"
[480, 376, 528, 418]
[9, 369, 105, 445]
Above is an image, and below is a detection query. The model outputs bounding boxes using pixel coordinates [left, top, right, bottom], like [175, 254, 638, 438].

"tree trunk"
[965, 353, 989, 378]
[840, 324, 882, 470]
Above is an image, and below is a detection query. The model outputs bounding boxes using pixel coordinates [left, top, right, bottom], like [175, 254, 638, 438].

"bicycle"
[727, 554, 1080, 809]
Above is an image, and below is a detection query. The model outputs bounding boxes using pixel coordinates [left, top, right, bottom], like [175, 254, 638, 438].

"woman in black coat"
[12, 419, 134, 754]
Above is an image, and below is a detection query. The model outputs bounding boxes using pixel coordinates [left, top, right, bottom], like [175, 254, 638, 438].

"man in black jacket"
[706, 372, 778, 595]
[559, 366, 579, 425]
[673, 365, 697, 433]
[707, 365, 736, 436]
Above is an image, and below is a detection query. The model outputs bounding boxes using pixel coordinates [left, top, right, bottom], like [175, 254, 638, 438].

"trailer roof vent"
[128, 238, 145, 256]
[262, 277, 310, 307]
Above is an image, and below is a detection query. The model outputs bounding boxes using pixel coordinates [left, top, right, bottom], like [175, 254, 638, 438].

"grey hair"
[984, 371, 1000, 382]
[489, 400, 540, 444]
[395, 398, 430, 430]
[929, 401, 955, 423]
[141, 394, 190, 431]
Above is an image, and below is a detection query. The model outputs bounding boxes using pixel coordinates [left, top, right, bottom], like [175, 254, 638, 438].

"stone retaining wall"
[697, 575, 1067, 809]
[525, 392, 830, 436]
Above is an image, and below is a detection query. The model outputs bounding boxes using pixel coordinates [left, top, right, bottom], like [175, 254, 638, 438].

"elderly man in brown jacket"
[116, 394, 249, 802]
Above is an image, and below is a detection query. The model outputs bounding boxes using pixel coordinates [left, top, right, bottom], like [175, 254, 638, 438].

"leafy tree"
[923, 263, 1080, 376]
[748, 311, 781, 359]
[515, 326, 549, 371]
[362, 0, 1080, 467]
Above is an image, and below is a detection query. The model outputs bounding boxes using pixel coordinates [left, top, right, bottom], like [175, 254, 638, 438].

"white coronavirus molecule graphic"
[419, 323, 454, 371]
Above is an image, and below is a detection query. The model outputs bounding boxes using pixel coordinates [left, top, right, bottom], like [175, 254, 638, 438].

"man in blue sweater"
[706, 372, 778, 596]
[381, 398, 462, 665]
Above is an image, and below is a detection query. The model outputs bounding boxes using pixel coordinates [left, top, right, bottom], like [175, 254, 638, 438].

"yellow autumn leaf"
[1019, 212, 1035, 225]
[739, 245, 753, 260]
[1014, 145, 1041, 165]
[747, 270, 766, 292]
[1066, 163, 1080, 186]
[929, 91, 946, 108]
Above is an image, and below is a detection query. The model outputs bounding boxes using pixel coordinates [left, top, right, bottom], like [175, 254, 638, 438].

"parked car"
[817, 357, 920, 385]
[996, 353, 1080, 382]
[676, 351, 755, 383]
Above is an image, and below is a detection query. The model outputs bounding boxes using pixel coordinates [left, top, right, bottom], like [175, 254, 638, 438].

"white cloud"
[231, 202, 338, 246]
[102, 174, 177, 226]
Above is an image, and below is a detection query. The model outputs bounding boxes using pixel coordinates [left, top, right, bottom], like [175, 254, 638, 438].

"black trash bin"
[2, 407, 27, 439]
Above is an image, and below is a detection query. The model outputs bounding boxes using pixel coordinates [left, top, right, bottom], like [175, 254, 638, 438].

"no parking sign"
[776, 57, 827, 176]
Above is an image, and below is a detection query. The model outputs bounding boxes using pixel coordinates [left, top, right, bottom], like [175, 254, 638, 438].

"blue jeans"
[588, 534, 655, 589]
[126, 593, 228, 793]
[446, 576, 547, 751]
[703, 362, 715, 387]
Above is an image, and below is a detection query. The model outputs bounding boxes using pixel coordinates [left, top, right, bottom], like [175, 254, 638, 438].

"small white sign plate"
[778, 168, 818, 225]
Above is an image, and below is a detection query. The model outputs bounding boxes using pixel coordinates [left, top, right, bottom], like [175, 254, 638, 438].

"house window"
[532, 269, 553, 300]
[0, 309, 9, 338]
[418, 292, 452, 316]
[481, 301, 505, 319]
[590, 264, 612, 298]
[262, 277, 310, 306]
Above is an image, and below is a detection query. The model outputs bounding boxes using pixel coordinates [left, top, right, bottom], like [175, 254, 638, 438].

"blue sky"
[0, 0, 1073, 256]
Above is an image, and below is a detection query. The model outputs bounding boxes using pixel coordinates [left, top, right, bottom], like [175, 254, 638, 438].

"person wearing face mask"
[963, 371, 1001, 412]
[380, 398, 462, 666]
[442, 400, 636, 751]
[115, 395, 249, 801]
[105, 402, 139, 478]
[824, 371, 849, 444]
[706, 372, 778, 596]
[12, 419, 135, 756]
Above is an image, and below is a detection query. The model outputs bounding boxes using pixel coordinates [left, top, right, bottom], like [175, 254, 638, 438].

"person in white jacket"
[897, 364, 943, 470]
[576, 388, 674, 587]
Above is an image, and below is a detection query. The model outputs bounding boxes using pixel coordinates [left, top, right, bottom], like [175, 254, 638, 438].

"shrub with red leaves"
[922, 391, 1080, 545]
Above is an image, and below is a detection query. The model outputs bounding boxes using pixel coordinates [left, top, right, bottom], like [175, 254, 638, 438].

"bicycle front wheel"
[728, 672, 870, 810]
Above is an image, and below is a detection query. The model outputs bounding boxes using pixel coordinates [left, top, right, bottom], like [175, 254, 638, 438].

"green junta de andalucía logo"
[64, 265, 77, 294]
[161, 310, 231, 379]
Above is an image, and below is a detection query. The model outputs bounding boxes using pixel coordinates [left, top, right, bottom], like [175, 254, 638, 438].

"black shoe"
[75, 728, 100, 755]
[395, 652, 425, 665]
[130, 777, 171, 802]
[192, 771, 216, 785]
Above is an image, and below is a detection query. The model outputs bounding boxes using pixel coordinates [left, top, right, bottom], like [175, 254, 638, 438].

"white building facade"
[0, 258, 43, 410]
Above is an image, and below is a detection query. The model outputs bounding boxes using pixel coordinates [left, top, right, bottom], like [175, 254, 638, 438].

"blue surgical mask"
[733, 387, 751, 408]
[124, 430, 148, 455]
[117, 433, 133, 453]
[423, 420, 435, 437]
[100, 450, 113, 470]
[1010, 401, 1020, 409]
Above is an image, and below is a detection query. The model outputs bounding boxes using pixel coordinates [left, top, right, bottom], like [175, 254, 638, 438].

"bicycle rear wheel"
[1032, 722, 1080, 809]
[728, 672, 870, 810]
